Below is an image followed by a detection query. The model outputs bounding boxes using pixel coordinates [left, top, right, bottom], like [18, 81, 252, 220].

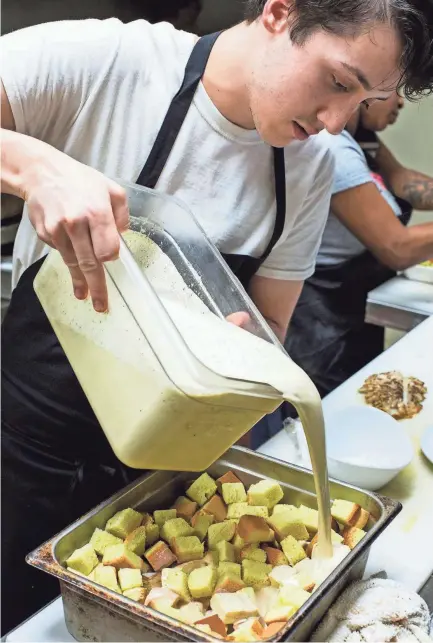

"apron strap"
[136, 31, 222, 189]
[262, 147, 286, 262]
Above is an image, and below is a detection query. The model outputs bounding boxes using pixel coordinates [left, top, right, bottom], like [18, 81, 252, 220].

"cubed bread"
[278, 584, 310, 609]
[342, 526, 366, 549]
[118, 568, 143, 592]
[280, 536, 307, 566]
[140, 512, 154, 528]
[145, 586, 181, 609]
[89, 528, 123, 556]
[215, 573, 246, 593]
[161, 518, 194, 543]
[218, 562, 241, 578]
[66, 543, 98, 576]
[188, 565, 217, 598]
[271, 504, 299, 517]
[232, 534, 246, 550]
[306, 530, 343, 558]
[216, 471, 243, 493]
[295, 571, 316, 593]
[269, 565, 296, 587]
[331, 499, 360, 526]
[201, 495, 228, 522]
[153, 509, 177, 528]
[215, 540, 236, 563]
[186, 473, 217, 506]
[123, 587, 147, 603]
[261, 622, 286, 639]
[191, 512, 214, 541]
[178, 602, 205, 624]
[268, 512, 309, 542]
[227, 617, 263, 641]
[94, 564, 121, 592]
[240, 544, 267, 563]
[210, 592, 259, 625]
[171, 536, 204, 563]
[237, 515, 274, 544]
[143, 571, 162, 589]
[247, 480, 284, 509]
[351, 508, 370, 530]
[124, 526, 147, 556]
[227, 503, 269, 519]
[161, 567, 191, 602]
[175, 560, 207, 575]
[237, 586, 256, 602]
[172, 496, 198, 522]
[102, 544, 144, 570]
[264, 604, 296, 624]
[196, 613, 227, 638]
[144, 540, 177, 571]
[242, 560, 272, 589]
[222, 483, 247, 505]
[208, 520, 237, 549]
[105, 508, 142, 539]
[297, 505, 319, 534]
[203, 550, 219, 566]
[263, 546, 288, 567]
[145, 523, 160, 547]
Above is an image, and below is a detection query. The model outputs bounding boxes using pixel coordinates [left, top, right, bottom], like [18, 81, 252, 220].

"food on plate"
[359, 371, 427, 420]
[421, 260, 433, 267]
[64, 472, 370, 640]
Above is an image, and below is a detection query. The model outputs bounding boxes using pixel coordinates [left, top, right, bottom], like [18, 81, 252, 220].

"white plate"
[403, 264, 433, 284]
[421, 425, 433, 464]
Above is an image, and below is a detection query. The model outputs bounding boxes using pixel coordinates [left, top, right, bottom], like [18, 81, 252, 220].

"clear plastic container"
[34, 182, 285, 471]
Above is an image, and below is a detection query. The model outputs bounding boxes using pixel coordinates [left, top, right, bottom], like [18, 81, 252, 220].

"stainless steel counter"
[366, 276, 433, 331]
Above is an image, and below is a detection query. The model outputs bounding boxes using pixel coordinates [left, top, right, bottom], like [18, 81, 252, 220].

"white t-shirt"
[1, 18, 334, 289]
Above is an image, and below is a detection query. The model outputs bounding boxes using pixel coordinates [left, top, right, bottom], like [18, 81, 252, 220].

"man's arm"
[249, 275, 303, 342]
[376, 141, 433, 211]
[331, 182, 433, 270]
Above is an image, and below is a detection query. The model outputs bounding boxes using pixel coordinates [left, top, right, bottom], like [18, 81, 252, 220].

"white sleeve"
[256, 149, 334, 281]
[1, 18, 137, 143]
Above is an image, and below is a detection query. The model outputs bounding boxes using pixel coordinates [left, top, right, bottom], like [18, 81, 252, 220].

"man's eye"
[362, 100, 371, 110]
[333, 76, 349, 92]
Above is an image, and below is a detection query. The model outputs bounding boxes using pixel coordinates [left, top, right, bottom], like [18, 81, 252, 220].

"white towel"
[311, 578, 431, 642]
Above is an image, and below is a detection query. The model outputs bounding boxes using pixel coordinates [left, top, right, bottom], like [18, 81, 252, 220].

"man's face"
[359, 90, 405, 132]
[246, 2, 403, 146]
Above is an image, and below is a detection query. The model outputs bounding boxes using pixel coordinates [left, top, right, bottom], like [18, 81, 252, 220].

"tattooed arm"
[375, 141, 433, 210]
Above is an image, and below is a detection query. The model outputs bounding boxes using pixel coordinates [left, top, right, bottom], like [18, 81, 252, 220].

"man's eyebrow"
[341, 62, 373, 91]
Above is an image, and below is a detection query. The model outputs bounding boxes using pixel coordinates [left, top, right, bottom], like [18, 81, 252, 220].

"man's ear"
[261, 0, 294, 36]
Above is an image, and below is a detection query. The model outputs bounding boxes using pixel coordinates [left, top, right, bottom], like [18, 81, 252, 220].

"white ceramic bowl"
[325, 406, 413, 491]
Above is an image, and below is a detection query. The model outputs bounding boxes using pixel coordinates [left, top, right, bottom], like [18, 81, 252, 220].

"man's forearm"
[392, 223, 433, 269]
[397, 169, 433, 211]
[1, 128, 54, 199]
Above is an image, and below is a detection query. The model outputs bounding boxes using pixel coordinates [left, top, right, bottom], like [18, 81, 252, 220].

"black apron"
[284, 128, 412, 399]
[1, 32, 286, 633]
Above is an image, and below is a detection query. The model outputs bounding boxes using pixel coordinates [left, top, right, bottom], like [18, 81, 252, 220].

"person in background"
[285, 91, 433, 398]
[2, 0, 433, 631]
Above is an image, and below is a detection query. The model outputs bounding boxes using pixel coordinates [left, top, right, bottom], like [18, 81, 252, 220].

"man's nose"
[398, 95, 405, 109]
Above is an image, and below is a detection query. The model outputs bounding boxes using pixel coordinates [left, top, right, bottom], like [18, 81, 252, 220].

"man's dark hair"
[245, 0, 433, 99]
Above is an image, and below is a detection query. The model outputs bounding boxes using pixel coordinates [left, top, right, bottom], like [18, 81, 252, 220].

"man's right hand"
[25, 152, 129, 312]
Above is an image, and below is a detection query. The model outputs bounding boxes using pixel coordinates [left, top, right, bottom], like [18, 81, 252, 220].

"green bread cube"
[203, 550, 219, 566]
[102, 544, 144, 569]
[90, 528, 123, 556]
[227, 503, 269, 519]
[208, 520, 237, 549]
[232, 533, 245, 549]
[188, 565, 217, 598]
[105, 508, 142, 539]
[186, 473, 217, 507]
[241, 559, 272, 589]
[66, 543, 98, 576]
[161, 518, 194, 543]
[298, 505, 319, 533]
[171, 536, 204, 563]
[123, 587, 147, 603]
[153, 509, 177, 527]
[124, 526, 147, 556]
[215, 573, 246, 593]
[247, 480, 284, 509]
[94, 564, 121, 592]
[161, 567, 191, 602]
[272, 504, 300, 517]
[145, 523, 160, 546]
[118, 568, 143, 592]
[218, 562, 241, 578]
[215, 540, 236, 562]
[192, 513, 214, 541]
[240, 544, 267, 563]
[222, 483, 247, 505]
[280, 535, 307, 566]
[268, 512, 309, 542]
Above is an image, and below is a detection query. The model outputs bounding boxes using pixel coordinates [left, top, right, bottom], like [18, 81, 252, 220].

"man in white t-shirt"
[1, 0, 433, 631]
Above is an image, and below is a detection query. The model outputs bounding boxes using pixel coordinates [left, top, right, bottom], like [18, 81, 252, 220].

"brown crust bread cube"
[216, 472, 243, 493]
[173, 496, 198, 522]
[144, 541, 177, 571]
[261, 622, 286, 639]
[237, 515, 274, 544]
[350, 507, 370, 530]
[214, 574, 246, 593]
[201, 495, 228, 522]
[196, 613, 228, 637]
[263, 546, 288, 566]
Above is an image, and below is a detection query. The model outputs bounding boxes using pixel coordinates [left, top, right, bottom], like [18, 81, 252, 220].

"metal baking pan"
[27, 446, 401, 642]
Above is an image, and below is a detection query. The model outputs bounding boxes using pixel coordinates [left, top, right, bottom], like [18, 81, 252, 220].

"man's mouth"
[293, 122, 320, 140]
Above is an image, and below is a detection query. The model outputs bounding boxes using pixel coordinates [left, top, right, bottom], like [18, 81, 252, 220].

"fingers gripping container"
[34, 182, 284, 471]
